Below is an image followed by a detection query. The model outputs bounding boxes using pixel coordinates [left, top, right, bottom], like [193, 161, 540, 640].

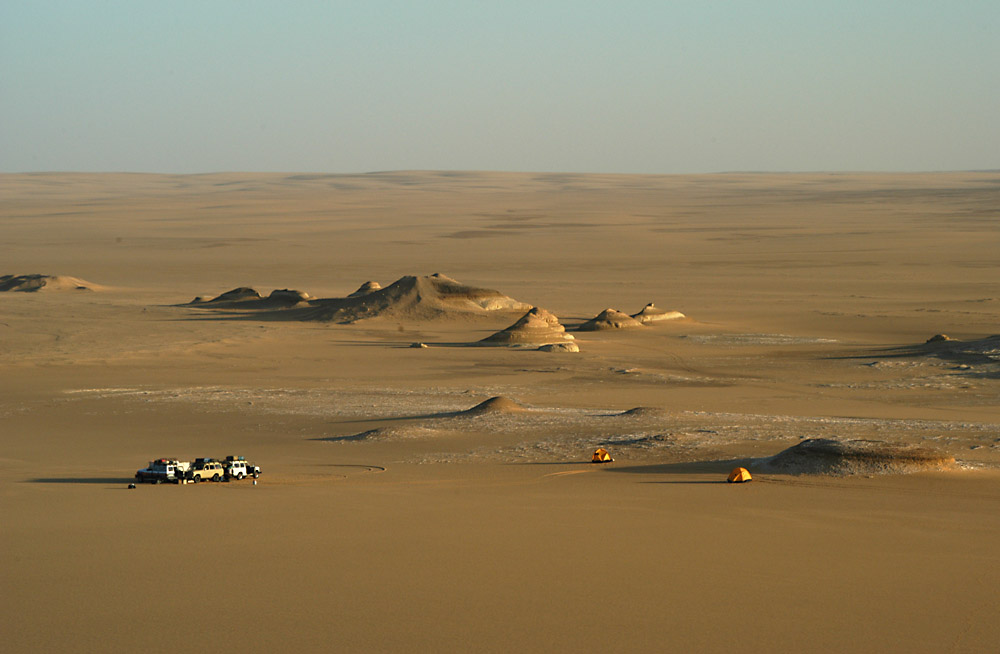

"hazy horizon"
[2, 1, 998, 175]
[5, 167, 1000, 177]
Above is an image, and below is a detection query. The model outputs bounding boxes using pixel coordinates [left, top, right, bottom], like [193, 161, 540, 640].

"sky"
[1, 1, 997, 174]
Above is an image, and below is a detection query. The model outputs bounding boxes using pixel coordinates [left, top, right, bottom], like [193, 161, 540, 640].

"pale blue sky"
[1, 1, 997, 173]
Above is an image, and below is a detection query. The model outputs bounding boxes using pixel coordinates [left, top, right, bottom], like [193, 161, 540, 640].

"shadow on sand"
[606, 458, 757, 484]
[28, 477, 135, 485]
[511, 461, 594, 467]
[829, 336, 1000, 379]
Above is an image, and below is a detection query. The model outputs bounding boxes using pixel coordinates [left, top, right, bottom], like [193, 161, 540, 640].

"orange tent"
[592, 448, 613, 463]
[727, 467, 752, 483]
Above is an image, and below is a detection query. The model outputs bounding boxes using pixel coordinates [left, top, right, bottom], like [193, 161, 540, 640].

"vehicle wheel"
[193, 475, 201, 483]
[253, 472, 259, 479]
[153, 478, 161, 485]
[212, 474, 220, 482]
[237, 472, 245, 480]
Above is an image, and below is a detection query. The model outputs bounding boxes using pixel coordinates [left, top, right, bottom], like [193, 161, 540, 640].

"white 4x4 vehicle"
[224, 456, 261, 480]
[135, 459, 191, 484]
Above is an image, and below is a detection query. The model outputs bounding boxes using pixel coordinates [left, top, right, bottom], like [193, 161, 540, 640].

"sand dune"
[575, 308, 644, 331]
[614, 406, 668, 418]
[319, 397, 528, 442]
[0, 273, 103, 292]
[759, 438, 956, 475]
[480, 307, 575, 346]
[456, 395, 527, 416]
[4, 171, 1000, 653]
[189, 273, 530, 323]
[915, 334, 1000, 365]
[322, 425, 448, 442]
[866, 334, 1000, 378]
[196, 287, 262, 303]
[348, 281, 382, 297]
[190, 287, 312, 310]
[268, 289, 312, 303]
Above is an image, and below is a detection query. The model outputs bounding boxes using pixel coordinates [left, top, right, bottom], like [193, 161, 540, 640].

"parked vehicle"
[223, 455, 261, 480]
[135, 455, 260, 485]
[135, 459, 190, 484]
[186, 460, 226, 482]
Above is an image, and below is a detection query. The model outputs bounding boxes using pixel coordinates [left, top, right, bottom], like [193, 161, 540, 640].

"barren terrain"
[2, 171, 999, 652]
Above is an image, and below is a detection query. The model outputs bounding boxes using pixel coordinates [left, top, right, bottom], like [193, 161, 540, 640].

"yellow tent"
[592, 448, 614, 463]
[727, 467, 752, 483]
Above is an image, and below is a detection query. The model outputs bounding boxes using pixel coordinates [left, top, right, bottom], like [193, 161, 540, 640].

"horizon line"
[3, 168, 999, 177]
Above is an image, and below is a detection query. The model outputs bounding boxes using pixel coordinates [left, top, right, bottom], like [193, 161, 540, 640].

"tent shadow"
[606, 458, 758, 476]
[644, 480, 729, 485]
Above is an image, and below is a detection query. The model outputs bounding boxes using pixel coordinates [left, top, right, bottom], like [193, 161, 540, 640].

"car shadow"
[27, 477, 136, 484]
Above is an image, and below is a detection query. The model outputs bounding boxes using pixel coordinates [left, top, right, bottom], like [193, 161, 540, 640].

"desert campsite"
[3, 171, 1000, 652]
[4, 1, 1000, 651]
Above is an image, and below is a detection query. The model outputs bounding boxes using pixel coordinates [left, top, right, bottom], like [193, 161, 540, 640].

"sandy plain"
[2, 171, 999, 653]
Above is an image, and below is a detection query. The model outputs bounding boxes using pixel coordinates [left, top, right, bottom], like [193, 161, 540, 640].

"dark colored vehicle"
[135, 459, 189, 484]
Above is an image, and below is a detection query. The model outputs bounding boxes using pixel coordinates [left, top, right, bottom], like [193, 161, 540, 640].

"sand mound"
[895, 334, 1000, 367]
[185, 274, 526, 321]
[576, 308, 644, 331]
[631, 303, 685, 323]
[0, 274, 102, 292]
[457, 396, 527, 416]
[194, 287, 261, 304]
[538, 342, 580, 353]
[322, 429, 383, 442]
[615, 406, 667, 418]
[480, 307, 575, 345]
[190, 287, 310, 309]
[348, 281, 382, 297]
[283, 274, 531, 322]
[323, 425, 444, 442]
[268, 289, 311, 303]
[760, 438, 955, 476]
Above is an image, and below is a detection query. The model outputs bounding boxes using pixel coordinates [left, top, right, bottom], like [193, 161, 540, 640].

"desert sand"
[2, 171, 1000, 652]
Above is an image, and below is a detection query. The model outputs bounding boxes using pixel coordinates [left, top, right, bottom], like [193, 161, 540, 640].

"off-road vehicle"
[187, 460, 225, 482]
[135, 459, 190, 484]
[223, 455, 261, 480]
